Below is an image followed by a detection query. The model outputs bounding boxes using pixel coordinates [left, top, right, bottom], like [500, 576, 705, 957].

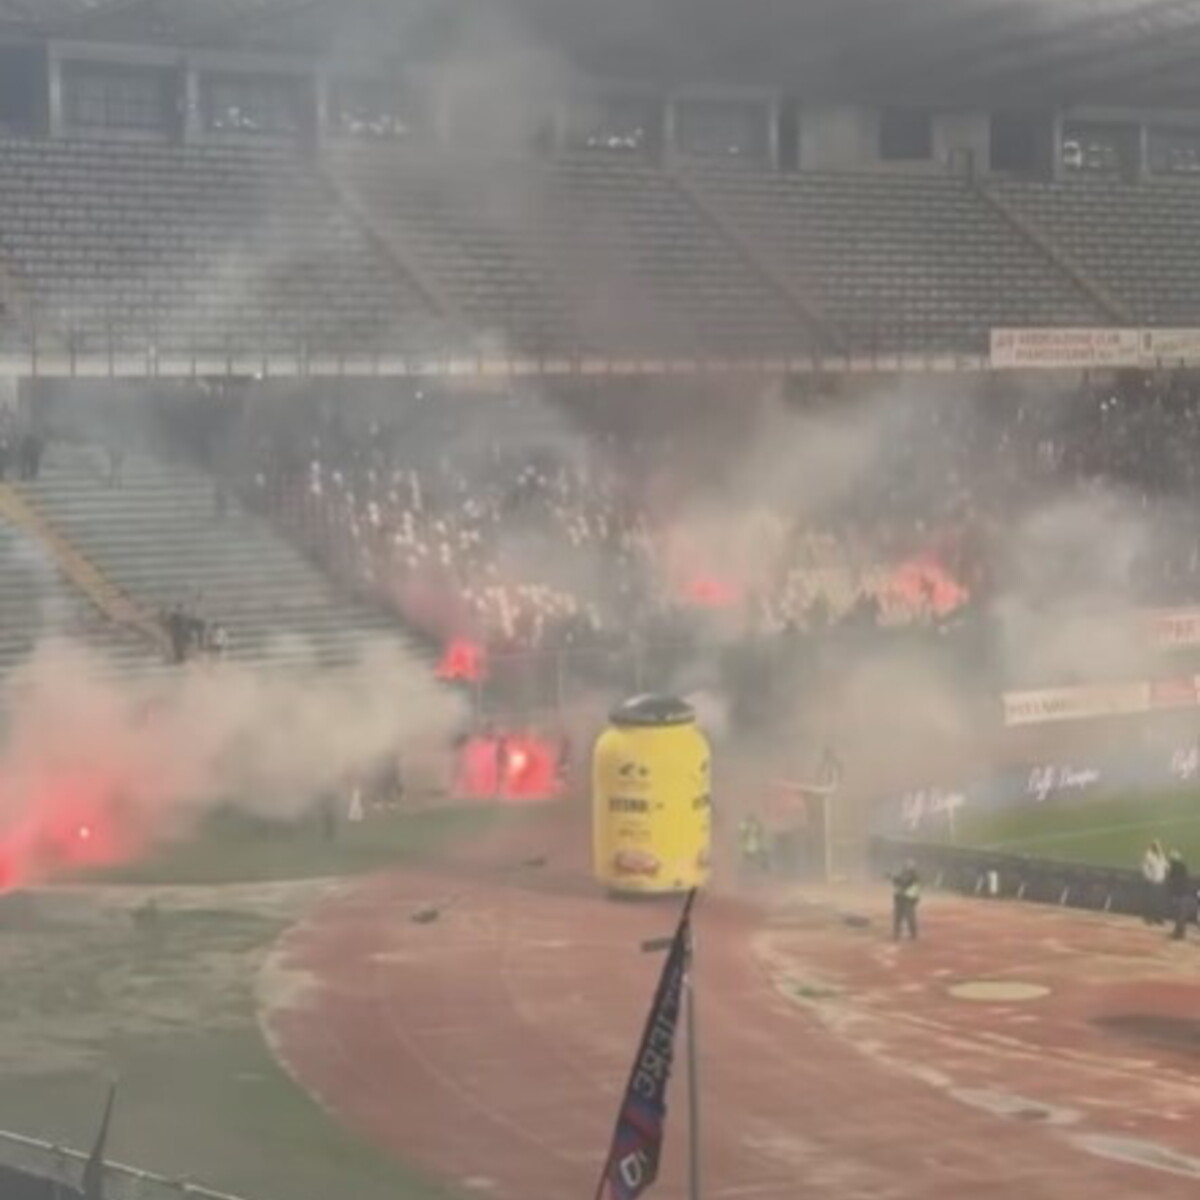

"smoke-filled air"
[0, 634, 464, 889]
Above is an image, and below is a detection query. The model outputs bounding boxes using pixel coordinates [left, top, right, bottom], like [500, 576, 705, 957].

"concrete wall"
[798, 105, 880, 170]
[933, 111, 989, 173]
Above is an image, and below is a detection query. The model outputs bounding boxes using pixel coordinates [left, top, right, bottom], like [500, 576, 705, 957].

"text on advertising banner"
[989, 328, 1141, 370]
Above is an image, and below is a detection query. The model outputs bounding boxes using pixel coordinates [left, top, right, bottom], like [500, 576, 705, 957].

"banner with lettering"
[990, 327, 1200, 371]
[989, 328, 1141, 370]
[1002, 681, 1151, 726]
[600, 891, 694, 1200]
[875, 741, 1200, 837]
[1140, 328, 1200, 367]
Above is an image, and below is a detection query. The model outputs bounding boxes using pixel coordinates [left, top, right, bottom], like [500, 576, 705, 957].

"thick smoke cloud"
[0, 636, 466, 886]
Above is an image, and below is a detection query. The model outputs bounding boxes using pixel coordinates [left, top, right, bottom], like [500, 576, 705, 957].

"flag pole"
[684, 919, 701, 1200]
[590, 889, 697, 1200]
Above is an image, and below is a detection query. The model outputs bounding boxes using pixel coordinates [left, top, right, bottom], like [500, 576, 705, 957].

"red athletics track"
[260, 831, 1200, 1200]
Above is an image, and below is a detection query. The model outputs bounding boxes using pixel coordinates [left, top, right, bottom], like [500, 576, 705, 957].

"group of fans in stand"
[115, 370, 1200, 936]
[225, 372, 1200, 687]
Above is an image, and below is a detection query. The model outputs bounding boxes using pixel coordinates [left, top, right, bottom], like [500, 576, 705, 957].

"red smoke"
[684, 575, 740, 609]
[436, 638, 488, 683]
[454, 734, 559, 803]
[0, 772, 147, 891]
[885, 555, 969, 617]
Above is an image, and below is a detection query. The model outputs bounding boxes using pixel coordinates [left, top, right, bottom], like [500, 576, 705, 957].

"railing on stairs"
[316, 154, 470, 338]
[667, 167, 849, 356]
[0, 482, 171, 659]
[974, 181, 1133, 325]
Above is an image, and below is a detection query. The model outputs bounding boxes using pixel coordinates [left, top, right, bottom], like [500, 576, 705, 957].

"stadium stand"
[991, 177, 1200, 327]
[686, 168, 1108, 353]
[15, 445, 410, 668]
[330, 149, 819, 357]
[328, 149, 586, 355]
[1, 131, 1198, 365]
[544, 157, 817, 355]
[0, 137, 446, 358]
[0, 506, 160, 677]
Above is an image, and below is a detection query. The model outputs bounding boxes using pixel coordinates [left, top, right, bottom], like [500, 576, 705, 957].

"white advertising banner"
[1139, 328, 1200, 366]
[1002, 681, 1151, 727]
[989, 327, 1141, 370]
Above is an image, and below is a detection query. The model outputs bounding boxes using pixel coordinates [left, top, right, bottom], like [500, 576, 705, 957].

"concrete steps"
[14, 445, 419, 672]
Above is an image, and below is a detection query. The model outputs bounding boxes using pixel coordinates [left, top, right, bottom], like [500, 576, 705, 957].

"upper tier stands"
[0, 510, 159, 678]
[991, 178, 1200, 326]
[0, 137, 446, 357]
[1, 133, 1198, 361]
[16, 445, 413, 669]
[688, 168, 1107, 352]
[330, 149, 816, 357]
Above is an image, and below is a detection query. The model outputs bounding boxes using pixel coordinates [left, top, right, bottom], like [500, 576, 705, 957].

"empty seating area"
[689, 168, 1106, 352]
[0, 512, 158, 678]
[991, 178, 1200, 326]
[0, 137, 446, 358]
[546, 157, 813, 356]
[330, 149, 583, 355]
[16, 446, 413, 669]
[1, 132, 1195, 361]
[330, 150, 814, 357]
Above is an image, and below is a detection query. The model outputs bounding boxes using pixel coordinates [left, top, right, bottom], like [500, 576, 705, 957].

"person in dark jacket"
[891, 859, 921, 941]
[1165, 850, 1193, 941]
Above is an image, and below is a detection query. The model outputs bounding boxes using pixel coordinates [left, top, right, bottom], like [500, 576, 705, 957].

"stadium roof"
[7, 0, 1200, 107]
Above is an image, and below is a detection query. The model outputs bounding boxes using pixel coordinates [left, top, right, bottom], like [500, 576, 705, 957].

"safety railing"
[0, 1128, 248, 1200]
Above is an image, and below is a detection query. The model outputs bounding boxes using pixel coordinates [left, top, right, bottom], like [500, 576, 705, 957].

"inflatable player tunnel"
[592, 694, 712, 895]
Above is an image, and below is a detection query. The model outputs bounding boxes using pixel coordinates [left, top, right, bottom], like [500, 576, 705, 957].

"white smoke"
[0, 635, 467, 853]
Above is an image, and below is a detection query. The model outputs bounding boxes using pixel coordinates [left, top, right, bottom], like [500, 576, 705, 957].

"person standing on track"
[1164, 850, 1193, 941]
[1141, 839, 1167, 925]
[891, 859, 921, 941]
[738, 812, 770, 879]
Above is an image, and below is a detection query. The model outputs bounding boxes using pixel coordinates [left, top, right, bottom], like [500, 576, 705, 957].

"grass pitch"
[941, 788, 1200, 868]
[82, 804, 508, 886]
[0, 804, 527, 1200]
[0, 891, 452, 1200]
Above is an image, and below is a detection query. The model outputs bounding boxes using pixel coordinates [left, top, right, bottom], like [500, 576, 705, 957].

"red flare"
[436, 638, 488, 683]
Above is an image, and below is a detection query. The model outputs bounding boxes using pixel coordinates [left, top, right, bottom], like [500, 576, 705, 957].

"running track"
[260, 843, 1200, 1199]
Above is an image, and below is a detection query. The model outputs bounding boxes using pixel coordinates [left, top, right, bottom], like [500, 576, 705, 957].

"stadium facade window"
[1060, 120, 1136, 177]
[330, 78, 422, 140]
[675, 99, 768, 161]
[1149, 127, 1200, 176]
[565, 95, 660, 156]
[879, 109, 933, 161]
[777, 102, 799, 171]
[202, 73, 302, 135]
[989, 111, 1041, 174]
[63, 63, 171, 132]
[0, 46, 41, 134]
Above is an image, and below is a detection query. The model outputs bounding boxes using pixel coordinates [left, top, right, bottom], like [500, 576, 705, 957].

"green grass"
[0, 905, 452, 1200]
[0, 803, 543, 1198]
[939, 788, 1200, 868]
[76, 804, 515, 885]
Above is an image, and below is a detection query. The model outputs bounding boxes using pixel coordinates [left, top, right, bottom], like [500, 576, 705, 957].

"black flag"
[595, 890, 695, 1200]
[81, 1083, 116, 1200]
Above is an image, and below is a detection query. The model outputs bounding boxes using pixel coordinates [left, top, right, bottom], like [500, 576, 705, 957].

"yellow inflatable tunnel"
[592, 694, 712, 895]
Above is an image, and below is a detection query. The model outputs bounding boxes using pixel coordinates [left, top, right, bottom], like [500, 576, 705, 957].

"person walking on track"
[891, 859, 922, 941]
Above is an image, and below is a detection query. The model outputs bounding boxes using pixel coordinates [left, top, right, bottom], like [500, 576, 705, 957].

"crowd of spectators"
[210, 371, 1200, 696]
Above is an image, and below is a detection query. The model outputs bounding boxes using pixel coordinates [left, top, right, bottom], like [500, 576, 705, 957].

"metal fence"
[869, 836, 1147, 916]
[0, 1128, 247, 1200]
